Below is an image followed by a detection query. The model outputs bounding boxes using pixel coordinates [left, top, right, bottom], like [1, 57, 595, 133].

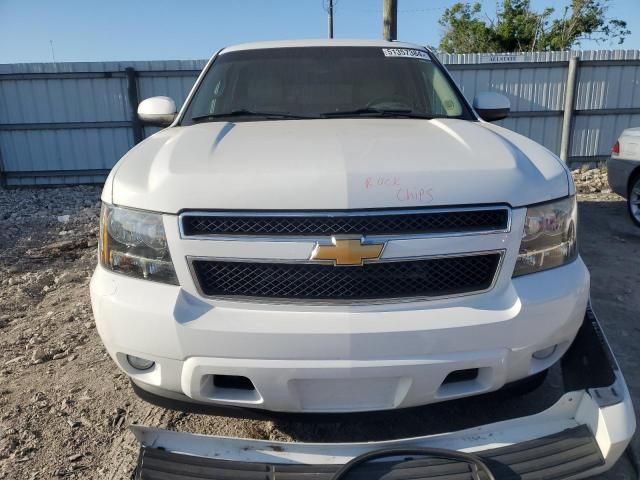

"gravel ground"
[0, 171, 638, 479]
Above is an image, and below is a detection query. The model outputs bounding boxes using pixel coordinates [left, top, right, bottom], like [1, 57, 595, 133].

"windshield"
[181, 47, 474, 124]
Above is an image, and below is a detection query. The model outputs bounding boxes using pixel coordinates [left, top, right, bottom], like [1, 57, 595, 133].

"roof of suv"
[220, 39, 429, 54]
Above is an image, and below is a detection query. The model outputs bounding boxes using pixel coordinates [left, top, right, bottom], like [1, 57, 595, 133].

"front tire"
[628, 172, 640, 227]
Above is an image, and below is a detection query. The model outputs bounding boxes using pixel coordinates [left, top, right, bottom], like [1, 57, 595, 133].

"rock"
[68, 453, 83, 462]
[41, 240, 76, 253]
[115, 415, 125, 428]
[55, 271, 83, 285]
[66, 420, 81, 429]
[5, 356, 24, 366]
[31, 348, 47, 364]
[30, 392, 46, 403]
[572, 167, 611, 194]
[57, 215, 70, 223]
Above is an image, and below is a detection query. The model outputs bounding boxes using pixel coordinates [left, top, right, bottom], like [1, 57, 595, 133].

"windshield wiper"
[320, 107, 436, 119]
[191, 109, 311, 123]
[192, 108, 440, 123]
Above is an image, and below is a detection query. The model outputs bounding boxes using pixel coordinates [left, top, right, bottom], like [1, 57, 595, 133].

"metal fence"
[1, 50, 639, 186]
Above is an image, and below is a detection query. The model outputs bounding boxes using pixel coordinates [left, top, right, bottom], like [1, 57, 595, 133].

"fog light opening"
[213, 375, 256, 391]
[126, 355, 155, 371]
[533, 345, 557, 360]
[442, 368, 479, 385]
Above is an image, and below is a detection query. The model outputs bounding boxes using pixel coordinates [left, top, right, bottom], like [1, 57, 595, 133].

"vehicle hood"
[108, 118, 569, 212]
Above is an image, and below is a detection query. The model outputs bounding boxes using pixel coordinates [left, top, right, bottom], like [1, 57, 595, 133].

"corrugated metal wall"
[0, 61, 204, 186]
[1, 51, 639, 186]
[443, 52, 570, 156]
[442, 50, 640, 162]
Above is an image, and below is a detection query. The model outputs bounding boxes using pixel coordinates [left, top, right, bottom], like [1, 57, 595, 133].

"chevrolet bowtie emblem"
[311, 238, 385, 266]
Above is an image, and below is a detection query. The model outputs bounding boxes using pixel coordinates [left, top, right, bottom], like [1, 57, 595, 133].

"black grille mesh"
[192, 254, 501, 301]
[182, 209, 508, 237]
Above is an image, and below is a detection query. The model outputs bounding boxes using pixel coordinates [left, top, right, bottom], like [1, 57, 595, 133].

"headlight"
[99, 204, 179, 285]
[513, 196, 578, 277]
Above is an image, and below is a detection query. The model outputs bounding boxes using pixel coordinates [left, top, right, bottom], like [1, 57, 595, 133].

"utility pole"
[560, 55, 580, 163]
[328, 0, 334, 39]
[383, 0, 397, 41]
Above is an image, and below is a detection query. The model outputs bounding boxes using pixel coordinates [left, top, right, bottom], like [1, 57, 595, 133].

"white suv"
[92, 40, 589, 414]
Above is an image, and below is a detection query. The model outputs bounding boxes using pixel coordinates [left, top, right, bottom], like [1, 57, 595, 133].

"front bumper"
[91, 258, 590, 413]
[132, 306, 635, 479]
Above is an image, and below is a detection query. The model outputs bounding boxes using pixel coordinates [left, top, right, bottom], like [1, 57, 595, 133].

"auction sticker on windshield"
[382, 48, 430, 59]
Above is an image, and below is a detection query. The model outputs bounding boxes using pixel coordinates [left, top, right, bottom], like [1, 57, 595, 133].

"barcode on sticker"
[382, 48, 430, 59]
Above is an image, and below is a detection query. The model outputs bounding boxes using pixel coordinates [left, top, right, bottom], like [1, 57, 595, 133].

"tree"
[438, 0, 630, 53]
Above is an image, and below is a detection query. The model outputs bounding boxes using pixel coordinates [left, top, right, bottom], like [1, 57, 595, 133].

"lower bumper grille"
[191, 253, 501, 302]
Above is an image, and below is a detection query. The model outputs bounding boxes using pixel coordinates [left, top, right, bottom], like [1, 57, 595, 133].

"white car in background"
[91, 40, 635, 479]
[609, 128, 640, 226]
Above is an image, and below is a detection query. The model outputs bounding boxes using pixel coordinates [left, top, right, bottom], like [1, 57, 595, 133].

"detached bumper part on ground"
[132, 306, 635, 480]
[135, 427, 600, 480]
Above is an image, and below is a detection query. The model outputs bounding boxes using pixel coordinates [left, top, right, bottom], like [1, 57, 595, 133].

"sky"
[1, 0, 639, 64]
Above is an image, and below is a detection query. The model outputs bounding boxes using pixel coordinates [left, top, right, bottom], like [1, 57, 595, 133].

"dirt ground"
[0, 186, 638, 479]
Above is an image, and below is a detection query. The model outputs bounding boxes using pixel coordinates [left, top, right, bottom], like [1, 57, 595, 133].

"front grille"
[181, 208, 509, 237]
[191, 253, 501, 302]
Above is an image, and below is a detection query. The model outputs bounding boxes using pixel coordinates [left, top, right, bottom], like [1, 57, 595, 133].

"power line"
[335, 1, 471, 14]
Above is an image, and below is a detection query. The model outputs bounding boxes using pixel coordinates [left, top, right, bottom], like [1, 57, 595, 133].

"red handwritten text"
[364, 176, 401, 189]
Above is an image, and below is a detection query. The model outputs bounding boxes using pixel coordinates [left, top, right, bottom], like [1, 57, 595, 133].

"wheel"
[500, 369, 548, 397]
[628, 172, 640, 227]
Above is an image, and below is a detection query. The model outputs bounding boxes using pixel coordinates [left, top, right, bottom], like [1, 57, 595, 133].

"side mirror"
[473, 92, 510, 122]
[137, 96, 177, 126]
